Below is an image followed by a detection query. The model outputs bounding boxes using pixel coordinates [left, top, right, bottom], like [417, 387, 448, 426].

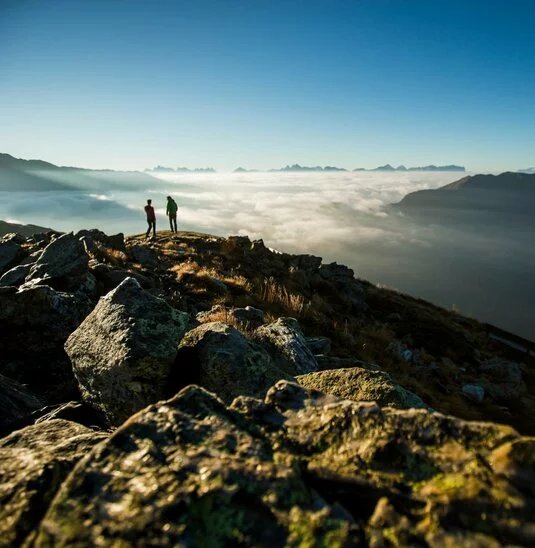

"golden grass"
[98, 247, 129, 265]
[257, 276, 307, 317]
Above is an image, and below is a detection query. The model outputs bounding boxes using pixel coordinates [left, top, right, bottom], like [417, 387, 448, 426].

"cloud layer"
[1, 171, 534, 338]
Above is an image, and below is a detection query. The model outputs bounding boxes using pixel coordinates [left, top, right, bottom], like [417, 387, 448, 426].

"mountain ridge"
[1, 228, 534, 545]
[0, 153, 165, 192]
[395, 171, 535, 213]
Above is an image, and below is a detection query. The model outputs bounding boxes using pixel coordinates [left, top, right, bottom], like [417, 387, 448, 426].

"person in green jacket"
[166, 195, 178, 232]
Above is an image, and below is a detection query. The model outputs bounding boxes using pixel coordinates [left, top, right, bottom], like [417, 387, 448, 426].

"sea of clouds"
[2, 170, 534, 338]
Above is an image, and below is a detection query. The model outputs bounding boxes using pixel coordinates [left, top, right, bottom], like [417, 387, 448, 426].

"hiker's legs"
[152, 220, 156, 237]
[146, 220, 151, 238]
[169, 215, 173, 231]
[172, 215, 177, 232]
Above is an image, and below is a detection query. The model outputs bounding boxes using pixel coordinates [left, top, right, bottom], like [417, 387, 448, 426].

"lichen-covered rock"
[24, 232, 89, 290]
[0, 373, 44, 436]
[296, 367, 427, 409]
[66, 277, 189, 426]
[0, 419, 106, 547]
[255, 317, 318, 376]
[316, 355, 383, 371]
[33, 386, 357, 546]
[173, 321, 291, 404]
[29, 381, 535, 546]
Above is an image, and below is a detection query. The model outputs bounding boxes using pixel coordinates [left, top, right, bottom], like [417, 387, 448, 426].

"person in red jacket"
[144, 199, 156, 239]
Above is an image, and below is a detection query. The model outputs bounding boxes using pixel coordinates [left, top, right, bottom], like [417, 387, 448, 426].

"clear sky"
[1, 0, 534, 172]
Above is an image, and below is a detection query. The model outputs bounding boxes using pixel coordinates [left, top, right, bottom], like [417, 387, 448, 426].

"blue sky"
[1, 0, 534, 171]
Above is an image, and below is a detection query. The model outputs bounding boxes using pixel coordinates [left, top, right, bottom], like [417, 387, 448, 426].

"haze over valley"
[2, 156, 534, 339]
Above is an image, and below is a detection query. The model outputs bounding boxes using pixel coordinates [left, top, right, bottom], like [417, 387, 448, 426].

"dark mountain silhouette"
[397, 171, 535, 209]
[372, 164, 396, 171]
[394, 172, 535, 229]
[0, 219, 53, 237]
[372, 163, 465, 172]
[271, 164, 348, 172]
[0, 153, 164, 192]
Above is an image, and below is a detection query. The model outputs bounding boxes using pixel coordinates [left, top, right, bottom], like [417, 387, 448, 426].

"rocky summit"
[1, 228, 534, 546]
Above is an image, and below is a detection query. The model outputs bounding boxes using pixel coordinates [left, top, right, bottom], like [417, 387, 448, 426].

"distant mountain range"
[369, 164, 465, 172]
[145, 166, 216, 173]
[518, 167, 535, 174]
[0, 153, 164, 192]
[233, 164, 466, 173]
[394, 172, 535, 224]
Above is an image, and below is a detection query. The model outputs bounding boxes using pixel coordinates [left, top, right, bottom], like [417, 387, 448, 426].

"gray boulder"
[0, 284, 91, 335]
[233, 305, 265, 327]
[29, 381, 535, 546]
[196, 305, 264, 328]
[128, 244, 158, 266]
[0, 374, 44, 436]
[24, 232, 89, 290]
[296, 367, 427, 409]
[0, 419, 106, 546]
[0, 285, 93, 393]
[75, 229, 126, 251]
[173, 321, 291, 404]
[317, 262, 366, 311]
[0, 263, 32, 287]
[66, 277, 189, 426]
[32, 386, 345, 546]
[0, 239, 23, 275]
[255, 317, 318, 376]
[90, 262, 153, 292]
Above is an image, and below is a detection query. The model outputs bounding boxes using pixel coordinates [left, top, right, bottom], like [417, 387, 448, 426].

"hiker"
[166, 195, 178, 232]
[144, 199, 156, 239]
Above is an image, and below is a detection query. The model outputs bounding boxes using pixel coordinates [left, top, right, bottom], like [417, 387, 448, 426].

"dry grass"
[170, 260, 202, 280]
[257, 276, 307, 317]
[98, 247, 129, 265]
[196, 307, 257, 339]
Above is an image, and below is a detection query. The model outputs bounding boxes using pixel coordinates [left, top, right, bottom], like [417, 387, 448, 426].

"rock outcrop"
[0, 419, 106, 546]
[255, 317, 318, 376]
[296, 367, 427, 409]
[0, 285, 92, 394]
[173, 321, 292, 403]
[0, 238, 24, 275]
[31, 382, 535, 546]
[0, 228, 534, 545]
[66, 277, 189, 426]
[24, 232, 89, 291]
